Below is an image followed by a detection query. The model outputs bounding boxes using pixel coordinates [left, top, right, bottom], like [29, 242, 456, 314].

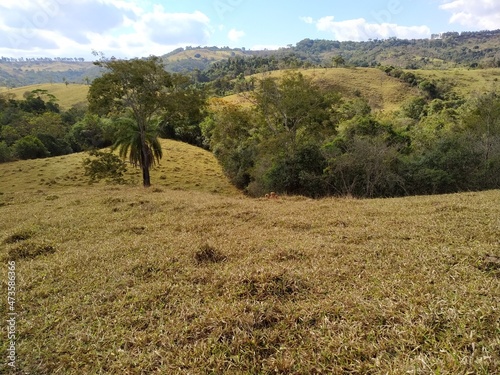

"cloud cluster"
[0, 0, 213, 59]
[440, 0, 500, 30]
[314, 16, 430, 41]
[228, 28, 245, 42]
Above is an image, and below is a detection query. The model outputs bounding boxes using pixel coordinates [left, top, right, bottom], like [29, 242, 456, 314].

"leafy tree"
[88, 56, 173, 187]
[0, 125, 21, 146]
[205, 71, 341, 197]
[12, 135, 49, 159]
[158, 73, 207, 147]
[461, 91, 500, 162]
[401, 96, 428, 120]
[70, 113, 116, 151]
[332, 55, 345, 67]
[201, 100, 257, 189]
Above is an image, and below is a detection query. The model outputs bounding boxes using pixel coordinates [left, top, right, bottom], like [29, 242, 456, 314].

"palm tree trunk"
[140, 126, 151, 187]
[142, 164, 151, 187]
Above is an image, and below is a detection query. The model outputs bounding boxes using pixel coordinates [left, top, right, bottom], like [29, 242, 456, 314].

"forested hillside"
[1, 29, 499, 87]
[203, 70, 500, 198]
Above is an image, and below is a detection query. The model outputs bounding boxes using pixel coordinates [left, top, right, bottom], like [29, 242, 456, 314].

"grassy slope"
[164, 48, 247, 62]
[1, 141, 499, 373]
[0, 139, 238, 196]
[0, 83, 89, 109]
[0, 62, 92, 74]
[412, 68, 500, 97]
[224, 67, 500, 112]
[1, 68, 499, 112]
[223, 67, 422, 112]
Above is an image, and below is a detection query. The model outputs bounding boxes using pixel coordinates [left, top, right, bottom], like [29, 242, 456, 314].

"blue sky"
[0, 0, 499, 60]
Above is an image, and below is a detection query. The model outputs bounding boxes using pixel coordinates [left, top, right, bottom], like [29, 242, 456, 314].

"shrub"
[0, 141, 13, 163]
[12, 135, 50, 160]
[82, 149, 127, 184]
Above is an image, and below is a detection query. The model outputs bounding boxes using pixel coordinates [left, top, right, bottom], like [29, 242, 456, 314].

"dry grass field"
[413, 68, 500, 97]
[1, 139, 499, 374]
[223, 67, 422, 113]
[0, 83, 89, 110]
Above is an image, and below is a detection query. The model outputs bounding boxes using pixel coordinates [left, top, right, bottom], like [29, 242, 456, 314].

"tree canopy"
[88, 56, 174, 187]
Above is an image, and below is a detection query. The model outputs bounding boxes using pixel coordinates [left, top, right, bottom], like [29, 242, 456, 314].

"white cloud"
[440, 0, 500, 30]
[227, 28, 245, 42]
[315, 16, 431, 41]
[0, 0, 213, 59]
[300, 16, 314, 24]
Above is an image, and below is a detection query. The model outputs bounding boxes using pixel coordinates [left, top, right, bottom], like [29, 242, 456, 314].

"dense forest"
[202, 71, 500, 197]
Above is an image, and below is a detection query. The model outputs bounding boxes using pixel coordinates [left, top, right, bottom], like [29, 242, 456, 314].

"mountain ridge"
[1, 29, 499, 87]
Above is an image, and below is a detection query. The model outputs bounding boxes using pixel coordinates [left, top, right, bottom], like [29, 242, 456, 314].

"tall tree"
[88, 56, 173, 187]
[113, 116, 163, 181]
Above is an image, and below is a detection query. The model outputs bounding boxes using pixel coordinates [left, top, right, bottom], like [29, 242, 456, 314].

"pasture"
[0, 139, 499, 374]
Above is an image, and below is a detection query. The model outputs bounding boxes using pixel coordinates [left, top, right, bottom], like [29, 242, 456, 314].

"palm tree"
[112, 116, 163, 187]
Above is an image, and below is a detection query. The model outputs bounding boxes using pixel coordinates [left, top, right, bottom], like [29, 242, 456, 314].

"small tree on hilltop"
[87, 56, 173, 187]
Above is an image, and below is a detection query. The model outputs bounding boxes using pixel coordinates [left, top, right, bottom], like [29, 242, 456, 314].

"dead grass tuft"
[7, 241, 55, 260]
[194, 243, 227, 264]
[239, 271, 308, 300]
[3, 230, 33, 244]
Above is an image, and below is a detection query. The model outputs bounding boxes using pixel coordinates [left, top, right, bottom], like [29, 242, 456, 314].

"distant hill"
[3, 67, 499, 113]
[1, 29, 498, 88]
[0, 59, 101, 88]
[162, 46, 250, 73]
[292, 30, 500, 69]
[163, 29, 500, 75]
[0, 83, 89, 109]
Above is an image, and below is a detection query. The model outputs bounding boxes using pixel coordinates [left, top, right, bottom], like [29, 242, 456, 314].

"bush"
[12, 135, 50, 160]
[83, 149, 127, 184]
[0, 141, 13, 163]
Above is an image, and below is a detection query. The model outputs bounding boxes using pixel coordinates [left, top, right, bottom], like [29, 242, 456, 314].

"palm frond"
[112, 116, 163, 169]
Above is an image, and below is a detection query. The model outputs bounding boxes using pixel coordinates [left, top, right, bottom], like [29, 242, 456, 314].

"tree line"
[202, 71, 500, 197]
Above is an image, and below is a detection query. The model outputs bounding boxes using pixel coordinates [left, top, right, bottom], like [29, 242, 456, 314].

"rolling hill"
[2, 66, 499, 114]
[0, 59, 100, 88]
[222, 66, 500, 112]
[1, 29, 499, 88]
[0, 139, 239, 195]
[0, 136, 499, 374]
[0, 83, 89, 109]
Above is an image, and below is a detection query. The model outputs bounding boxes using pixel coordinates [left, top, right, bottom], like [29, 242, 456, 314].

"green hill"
[0, 138, 499, 373]
[0, 138, 239, 195]
[2, 30, 499, 87]
[2, 66, 498, 114]
[223, 67, 500, 112]
[0, 60, 100, 87]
